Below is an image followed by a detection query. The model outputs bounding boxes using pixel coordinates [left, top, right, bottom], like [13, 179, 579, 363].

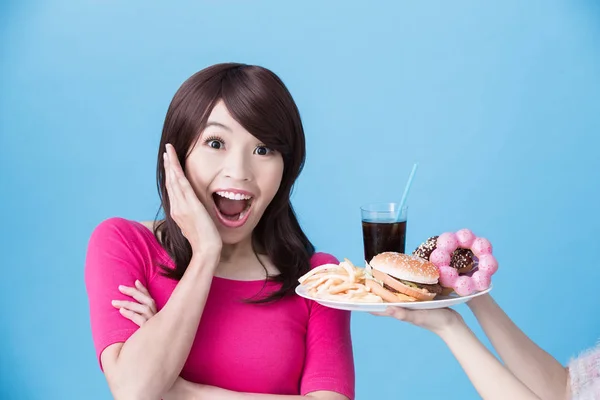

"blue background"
[2, 1, 599, 398]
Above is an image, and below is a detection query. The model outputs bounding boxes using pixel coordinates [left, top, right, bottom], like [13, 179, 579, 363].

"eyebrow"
[205, 121, 232, 131]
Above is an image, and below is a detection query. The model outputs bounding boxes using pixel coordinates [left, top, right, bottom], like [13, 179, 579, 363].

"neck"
[219, 235, 256, 264]
[215, 235, 276, 280]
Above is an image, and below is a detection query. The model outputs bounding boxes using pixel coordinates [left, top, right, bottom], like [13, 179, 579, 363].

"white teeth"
[216, 191, 252, 200]
[238, 207, 250, 220]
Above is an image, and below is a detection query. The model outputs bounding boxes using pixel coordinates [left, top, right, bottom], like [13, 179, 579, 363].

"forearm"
[109, 254, 217, 399]
[439, 321, 540, 400]
[206, 391, 344, 400]
[167, 379, 346, 400]
[467, 294, 568, 399]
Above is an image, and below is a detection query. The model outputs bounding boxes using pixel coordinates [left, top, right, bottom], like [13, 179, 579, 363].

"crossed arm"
[106, 280, 350, 400]
[165, 378, 347, 400]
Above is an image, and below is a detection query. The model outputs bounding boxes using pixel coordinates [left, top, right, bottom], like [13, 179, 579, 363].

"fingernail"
[118, 285, 125, 291]
[111, 300, 118, 306]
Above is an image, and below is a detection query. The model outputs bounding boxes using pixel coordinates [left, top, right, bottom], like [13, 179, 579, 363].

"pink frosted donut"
[471, 237, 493, 257]
[430, 248, 451, 267]
[438, 266, 458, 287]
[423, 229, 499, 297]
[471, 270, 491, 292]
[454, 276, 475, 296]
[437, 232, 459, 252]
[478, 254, 498, 275]
[455, 229, 476, 248]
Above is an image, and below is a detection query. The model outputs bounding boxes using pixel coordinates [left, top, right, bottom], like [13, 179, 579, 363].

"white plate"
[295, 284, 493, 312]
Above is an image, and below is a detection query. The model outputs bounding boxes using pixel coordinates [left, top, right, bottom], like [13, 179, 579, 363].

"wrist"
[191, 240, 222, 261]
[435, 312, 468, 340]
[189, 252, 220, 273]
[164, 377, 193, 400]
[466, 293, 492, 312]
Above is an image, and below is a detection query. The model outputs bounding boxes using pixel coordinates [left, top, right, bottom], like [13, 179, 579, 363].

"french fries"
[298, 258, 383, 303]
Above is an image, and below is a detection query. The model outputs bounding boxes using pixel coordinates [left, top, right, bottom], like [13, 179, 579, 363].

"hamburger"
[365, 252, 442, 302]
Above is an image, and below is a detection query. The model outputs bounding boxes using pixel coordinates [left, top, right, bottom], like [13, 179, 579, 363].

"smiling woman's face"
[184, 100, 284, 245]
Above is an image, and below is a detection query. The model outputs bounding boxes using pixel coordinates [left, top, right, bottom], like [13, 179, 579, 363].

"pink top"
[84, 217, 355, 399]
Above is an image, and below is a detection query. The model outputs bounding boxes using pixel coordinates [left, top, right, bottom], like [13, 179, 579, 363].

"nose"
[222, 150, 252, 181]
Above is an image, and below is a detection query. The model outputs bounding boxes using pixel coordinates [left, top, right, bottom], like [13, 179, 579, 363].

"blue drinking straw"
[397, 163, 418, 221]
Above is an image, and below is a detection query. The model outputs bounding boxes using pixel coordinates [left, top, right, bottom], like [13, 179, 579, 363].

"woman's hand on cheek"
[164, 143, 222, 260]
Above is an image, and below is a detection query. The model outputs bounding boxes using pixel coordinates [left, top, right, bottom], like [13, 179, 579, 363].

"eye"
[204, 136, 224, 149]
[254, 145, 273, 156]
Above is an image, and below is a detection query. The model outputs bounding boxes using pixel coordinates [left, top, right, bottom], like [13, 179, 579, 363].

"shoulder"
[88, 217, 152, 245]
[86, 217, 163, 265]
[309, 252, 340, 269]
[85, 217, 166, 283]
[90, 216, 141, 236]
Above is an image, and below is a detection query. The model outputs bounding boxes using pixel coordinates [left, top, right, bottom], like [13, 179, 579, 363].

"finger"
[370, 310, 391, 317]
[166, 143, 185, 176]
[119, 307, 147, 327]
[135, 280, 150, 297]
[112, 300, 154, 318]
[134, 280, 156, 313]
[170, 161, 187, 209]
[166, 144, 198, 204]
[164, 151, 184, 204]
[118, 285, 157, 313]
[163, 152, 173, 194]
[386, 307, 411, 322]
[112, 299, 149, 315]
[118, 285, 155, 307]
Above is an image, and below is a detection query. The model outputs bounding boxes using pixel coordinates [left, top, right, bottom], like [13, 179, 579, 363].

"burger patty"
[413, 282, 443, 295]
[384, 281, 443, 295]
[383, 283, 402, 294]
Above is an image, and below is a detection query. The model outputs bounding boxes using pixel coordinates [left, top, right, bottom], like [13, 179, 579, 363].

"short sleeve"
[84, 217, 149, 370]
[300, 252, 356, 399]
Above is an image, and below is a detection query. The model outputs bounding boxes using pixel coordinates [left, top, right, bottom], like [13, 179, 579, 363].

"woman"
[374, 294, 598, 400]
[84, 63, 354, 400]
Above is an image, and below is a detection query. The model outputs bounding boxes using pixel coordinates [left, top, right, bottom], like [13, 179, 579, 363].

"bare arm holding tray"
[372, 304, 545, 400]
[466, 294, 570, 400]
[372, 293, 590, 400]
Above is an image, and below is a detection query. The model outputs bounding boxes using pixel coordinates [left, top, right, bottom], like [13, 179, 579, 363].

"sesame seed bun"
[369, 252, 439, 284]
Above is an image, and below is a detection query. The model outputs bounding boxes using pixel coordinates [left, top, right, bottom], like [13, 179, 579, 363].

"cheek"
[257, 159, 284, 203]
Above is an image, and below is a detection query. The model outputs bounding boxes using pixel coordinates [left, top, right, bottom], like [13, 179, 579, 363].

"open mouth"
[212, 191, 254, 223]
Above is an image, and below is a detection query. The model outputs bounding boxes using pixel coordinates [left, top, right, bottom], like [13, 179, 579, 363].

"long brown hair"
[153, 63, 315, 303]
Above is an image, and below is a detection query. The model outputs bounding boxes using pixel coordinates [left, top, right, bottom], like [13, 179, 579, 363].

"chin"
[218, 229, 252, 245]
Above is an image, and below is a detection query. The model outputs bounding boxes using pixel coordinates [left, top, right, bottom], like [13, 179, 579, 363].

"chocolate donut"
[451, 248, 475, 274]
[412, 236, 438, 260]
[413, 236, 475, 273]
